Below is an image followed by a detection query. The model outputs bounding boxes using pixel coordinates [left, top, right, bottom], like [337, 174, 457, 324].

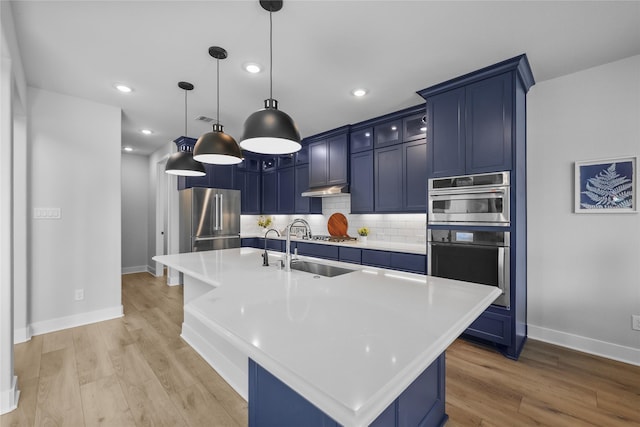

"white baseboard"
[0, 376, 20, 415]
[122, 265, 151, 275]
[13, 325, 32, 344]
[30, 305, 124, 337]
[528, 324, 640, 366]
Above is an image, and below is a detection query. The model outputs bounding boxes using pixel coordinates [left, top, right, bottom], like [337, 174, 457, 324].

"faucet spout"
[263, 228, 280, 267]
[285, 218, 312, 272]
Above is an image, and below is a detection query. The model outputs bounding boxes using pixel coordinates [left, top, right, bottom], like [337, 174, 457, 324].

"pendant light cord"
[217, 57, 220, 125]
[184, 88, 188, 136]
[269, 9, 273, 101]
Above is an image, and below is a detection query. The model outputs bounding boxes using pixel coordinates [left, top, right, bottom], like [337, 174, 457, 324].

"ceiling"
[9, 1, 640, 155]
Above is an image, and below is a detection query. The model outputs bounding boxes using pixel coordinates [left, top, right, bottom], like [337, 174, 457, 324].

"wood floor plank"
[117, 376, 188, 427]
[98, 317, 135, 352]
[13, 334, 43, 381]
[170, 382, 240, 427]
[72, 323, 115, 385]
[80, 374, 136, 427]
[174, 346, 248, 427]
[34, 347, 85, 427]
[41, 329, 73, 354]
[128, 326, 196, 395]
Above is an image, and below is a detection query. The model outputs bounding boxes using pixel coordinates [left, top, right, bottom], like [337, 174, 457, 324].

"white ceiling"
[9, 1, 640, 155]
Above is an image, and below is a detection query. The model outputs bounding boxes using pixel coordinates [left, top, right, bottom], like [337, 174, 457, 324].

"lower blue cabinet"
[464, 309, 512, 346]
[296, 242, 339, 260]
[339, 247, 362, 264]
[390, 252, 426, 275]
[362, 249, 391, 268]
[248, 353, 446, 427]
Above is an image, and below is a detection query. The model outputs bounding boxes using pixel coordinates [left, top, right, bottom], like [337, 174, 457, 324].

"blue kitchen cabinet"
[338, 247, 361, 264]
[419, 54, 535, 359]
[403, 113, 427, 142]
[390, 252, 426, 275]
[374, 118, 402, 148]
[350, 150, 374, 214]
[295, 143, 309, 164]
[257, 238, 284, 252]
[278, 154, 295, 169]
[465, 73, 513, 174]
[403, 138, 428, 212]
[294, 164, 322, 214]
[465, 309, 512, 346]
[248, 354, 446, 427]
[235, 170, 261, 214]
[421, 72, 513, 177]
[261, 170, 277, 214]
[277, 167, 295, 214]
[350, 127, 373, 153]
[241, 237, 260, 248]
[374, 145, 403, 212]
[308, 129, 349, 188]
[296, 242, 339, 261]
[361, 249, 392, 268]
[180, 163, 235, 190]
[423, 87, 466, 178]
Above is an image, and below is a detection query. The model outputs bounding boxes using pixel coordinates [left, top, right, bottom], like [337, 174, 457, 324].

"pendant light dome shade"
[193, 46, 243, 165]
[165, 83, 206, 176]
[194, 123, 243, 165]
[240, 0, 301, 155]
[165, 137, 206, 176]
[240, 98, 301, 154]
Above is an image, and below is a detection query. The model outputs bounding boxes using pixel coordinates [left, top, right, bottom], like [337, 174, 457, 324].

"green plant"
[357, 227, 369, 236]
[257, 216, 272, 228]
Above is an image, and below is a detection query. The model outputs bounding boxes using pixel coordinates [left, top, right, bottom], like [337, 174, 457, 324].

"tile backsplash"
[241, 195, 427, 245]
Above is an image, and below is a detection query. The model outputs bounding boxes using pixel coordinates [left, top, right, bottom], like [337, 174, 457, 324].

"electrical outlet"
[633, 315, 640, 331]
[75, 289, 84, 301]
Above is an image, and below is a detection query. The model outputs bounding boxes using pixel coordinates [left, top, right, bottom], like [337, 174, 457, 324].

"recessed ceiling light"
[420, 126, 427, 132]
[123, 146, 133, 152]
[115, 84, 133, 93]
[351, 88, 368, 97]
[141, 129, 153, 135]
[243, 63, 261, 74]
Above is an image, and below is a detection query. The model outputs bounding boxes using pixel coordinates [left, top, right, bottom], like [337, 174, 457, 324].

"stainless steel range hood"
[301, 184, 349, 198]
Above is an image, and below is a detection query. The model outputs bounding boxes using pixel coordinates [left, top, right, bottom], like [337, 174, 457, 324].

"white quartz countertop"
[153, 248, 500, 426]
[241, 234, 426, 255]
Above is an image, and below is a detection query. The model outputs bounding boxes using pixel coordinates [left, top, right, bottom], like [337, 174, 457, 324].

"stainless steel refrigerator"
[179, 187, 241, 252]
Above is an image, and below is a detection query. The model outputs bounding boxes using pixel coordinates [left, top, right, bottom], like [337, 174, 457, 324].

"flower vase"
[359, 236, 367, 243]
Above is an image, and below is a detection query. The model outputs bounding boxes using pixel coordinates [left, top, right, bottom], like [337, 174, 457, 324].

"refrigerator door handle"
[218, 193, 224, 231]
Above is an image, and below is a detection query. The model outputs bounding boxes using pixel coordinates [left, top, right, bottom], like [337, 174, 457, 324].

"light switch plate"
[34, 207, 61, 219]
[632, 315, 640, 331]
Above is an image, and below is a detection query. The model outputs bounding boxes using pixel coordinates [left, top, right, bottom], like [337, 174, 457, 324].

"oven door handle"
[429, 188, 507, 199]
[498, 247, 506, 294]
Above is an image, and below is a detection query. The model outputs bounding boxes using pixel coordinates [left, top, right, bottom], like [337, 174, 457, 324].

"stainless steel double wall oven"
[427, 172, 510, 307]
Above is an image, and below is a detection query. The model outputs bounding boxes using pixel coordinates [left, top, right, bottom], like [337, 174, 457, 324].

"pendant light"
[165, 82, 206, 176]
[193, 46, 243, 165]
[240, 0, 301, 155]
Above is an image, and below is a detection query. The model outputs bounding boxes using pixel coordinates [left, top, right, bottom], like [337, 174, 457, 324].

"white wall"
[527, 55, 640, 365]
[28, 87, 123, 334]
[121, 152, 149, 274]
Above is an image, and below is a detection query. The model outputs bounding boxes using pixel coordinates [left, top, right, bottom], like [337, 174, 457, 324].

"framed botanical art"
[574, 156, 636, 213]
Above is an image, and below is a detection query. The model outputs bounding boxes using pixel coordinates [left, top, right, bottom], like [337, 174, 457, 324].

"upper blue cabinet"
[306, 127, 350, 188]
[418, 54, 535, 178]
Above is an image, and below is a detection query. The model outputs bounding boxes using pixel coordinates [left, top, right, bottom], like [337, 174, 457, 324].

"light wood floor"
[2, 272, 639, 427]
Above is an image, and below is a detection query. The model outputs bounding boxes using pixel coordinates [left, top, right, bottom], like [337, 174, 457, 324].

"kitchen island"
[153, 248, 500, 427]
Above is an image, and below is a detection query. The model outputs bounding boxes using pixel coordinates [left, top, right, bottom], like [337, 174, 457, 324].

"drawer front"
[390, 252, 426, 274]
[361, 249, 391, 268]
[296, 242, 339, 260]
[339, 247, 361, 264]
[465, 311, 512, 345]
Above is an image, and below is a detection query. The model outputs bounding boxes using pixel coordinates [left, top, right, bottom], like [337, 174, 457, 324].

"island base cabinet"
[248, 353, 447, 427]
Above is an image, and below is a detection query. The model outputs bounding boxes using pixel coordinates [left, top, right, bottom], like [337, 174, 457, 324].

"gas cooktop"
[309, 235, 358, 243]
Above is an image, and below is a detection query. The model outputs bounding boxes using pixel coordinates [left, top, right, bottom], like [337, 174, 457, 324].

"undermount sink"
[290, 261, 356, 278]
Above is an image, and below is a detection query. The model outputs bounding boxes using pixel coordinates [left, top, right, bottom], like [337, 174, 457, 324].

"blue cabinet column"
[350, 150, 374, 213]
[374, 145, 403, 212]
[403, 138, 427, 212]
